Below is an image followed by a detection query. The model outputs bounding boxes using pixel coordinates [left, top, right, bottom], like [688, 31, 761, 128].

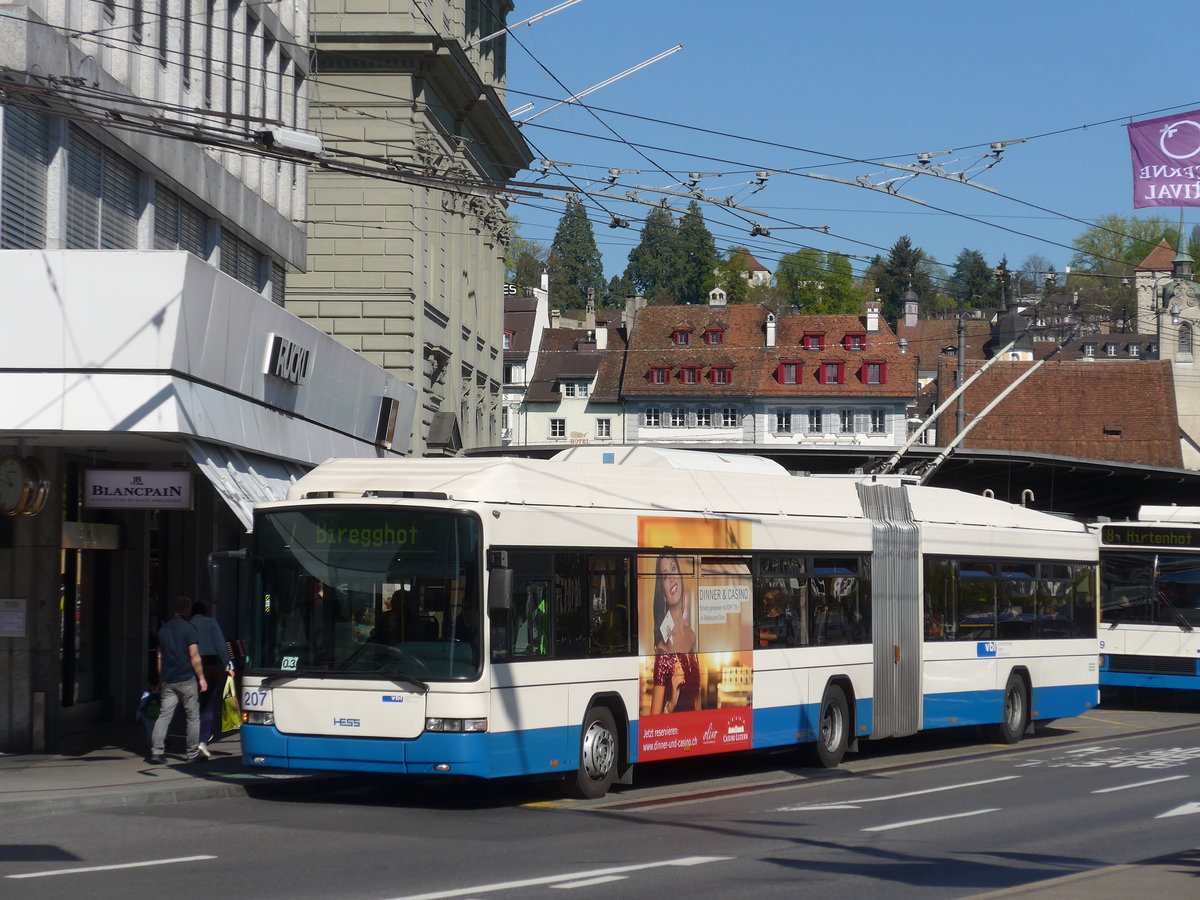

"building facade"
[286, 0, 533, 456]
[0, 2, 415, 751]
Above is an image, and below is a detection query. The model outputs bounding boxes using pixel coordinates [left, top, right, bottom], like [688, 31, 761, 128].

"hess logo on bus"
[333, 718, 362, 728]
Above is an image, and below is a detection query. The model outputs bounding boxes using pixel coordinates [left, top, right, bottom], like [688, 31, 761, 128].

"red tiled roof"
[1137, 240, 1176, 272]
[932, 358, 1181, 467]
[526, 326, 625, 403]
[620, 304, 916, 400]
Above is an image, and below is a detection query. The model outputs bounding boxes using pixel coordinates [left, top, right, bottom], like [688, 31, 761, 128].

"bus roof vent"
[362, 490, 450, 501]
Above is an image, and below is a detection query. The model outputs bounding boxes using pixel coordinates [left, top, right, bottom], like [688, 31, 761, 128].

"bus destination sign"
[1100, 524, 1200, 548]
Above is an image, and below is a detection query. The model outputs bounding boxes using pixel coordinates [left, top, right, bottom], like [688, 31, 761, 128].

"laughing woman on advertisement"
[650, 550, 701, 715]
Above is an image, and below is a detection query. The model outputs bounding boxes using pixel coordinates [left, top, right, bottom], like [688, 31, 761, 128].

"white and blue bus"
[239, 447, 1098, 797]
[1099, 507, 1200, 692]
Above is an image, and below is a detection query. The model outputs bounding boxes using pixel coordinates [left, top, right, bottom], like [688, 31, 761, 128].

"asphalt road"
[3, 700, 1200, 900]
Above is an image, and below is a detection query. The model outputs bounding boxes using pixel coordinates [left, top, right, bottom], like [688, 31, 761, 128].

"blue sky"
[503, 0, 1196, 286]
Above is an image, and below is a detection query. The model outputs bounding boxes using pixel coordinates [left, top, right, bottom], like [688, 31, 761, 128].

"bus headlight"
[244, 711, 275, 726]
[425, 717, 487, 733]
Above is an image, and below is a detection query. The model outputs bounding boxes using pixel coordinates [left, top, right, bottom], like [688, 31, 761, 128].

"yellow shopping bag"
[221, 675, 241, 733]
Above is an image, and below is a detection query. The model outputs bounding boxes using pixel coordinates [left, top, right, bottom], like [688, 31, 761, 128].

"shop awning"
[186, 440, 311, 531]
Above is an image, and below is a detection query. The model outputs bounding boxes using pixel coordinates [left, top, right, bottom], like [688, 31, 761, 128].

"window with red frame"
[710, 366, 732, 385]
[863, 361, 887, 384]
[802, 333, 826, 351]
[649, 365, 670, 385]
[672, 329, 692, 346]
[680, 365, 701, 385]
[704, 329, 724, 345]
[776, 361, 802, 384]
[818, 361, 844, 384]
[843, 333, 866, 351]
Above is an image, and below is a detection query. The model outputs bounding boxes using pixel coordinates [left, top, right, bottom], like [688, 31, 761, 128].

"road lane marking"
[382, 856, 732, 900]
[1092, 774, 1189, 793]
[552, 876, 628, 888]
[863, 808, 1000, 832]
[6, 855, 217, 879]
[1156, 801, 1200, 818]
[778, 775, 1020, 811]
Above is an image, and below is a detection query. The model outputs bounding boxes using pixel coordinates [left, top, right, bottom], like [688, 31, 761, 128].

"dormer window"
[649, 365, 670, 385]
[502, 331, 513, 350]
[710, 365, 732, 385]
[680, 365, 701, 385]
[1105, 342, 1118, 357]
[1082, 343, 1096, 358]
[704, 329, 724, 345]
[776, 361, 802, 385]
[672, 329, 692, 346]
[843, 333, 866, 351]
[803, 333, 826, 351]
[862, 361, 887, 385]
[1129, 344, 1140, 358]
[818, 361, 844, 385]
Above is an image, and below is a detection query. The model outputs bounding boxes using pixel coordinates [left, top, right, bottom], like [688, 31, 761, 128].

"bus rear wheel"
[808, 684, 849, 768]
[988, 674, 1028, 744]
[571, 706, 618, 799]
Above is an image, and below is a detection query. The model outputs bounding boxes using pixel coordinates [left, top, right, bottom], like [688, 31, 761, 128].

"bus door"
[857, 482, 922, 739]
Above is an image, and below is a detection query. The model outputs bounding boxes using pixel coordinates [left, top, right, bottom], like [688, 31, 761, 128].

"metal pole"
[519, 46, 684, 124]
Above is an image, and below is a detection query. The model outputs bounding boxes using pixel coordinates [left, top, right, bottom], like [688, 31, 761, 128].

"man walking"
[149, 595, 207, 765]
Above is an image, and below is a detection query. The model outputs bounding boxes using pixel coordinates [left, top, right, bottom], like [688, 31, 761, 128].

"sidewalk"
[0, 723, 340, 817]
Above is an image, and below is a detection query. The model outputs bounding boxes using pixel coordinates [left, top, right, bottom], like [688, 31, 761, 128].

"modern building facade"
[0, 1, 415, 751]
[287, 0, 533, 456]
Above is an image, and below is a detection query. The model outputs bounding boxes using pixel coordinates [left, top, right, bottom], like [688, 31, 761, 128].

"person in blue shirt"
[148, 595, 207, 765]
[190, 600, 232, 759]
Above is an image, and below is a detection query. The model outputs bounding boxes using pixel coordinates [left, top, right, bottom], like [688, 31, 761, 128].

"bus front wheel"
[808, 684, 849, 768]
[571, 706, 618, 799]
[988, 674, 1028, 744]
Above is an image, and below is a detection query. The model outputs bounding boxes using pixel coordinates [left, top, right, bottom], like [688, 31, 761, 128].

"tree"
[602, 273, 634, 309]
[775, 248, 861, 314]
[947, 249, 996, 308]
[547, 197, 604, 310]
[875, 236, 934, 324]
[624, 206, 681, 303]
[505, 229, 547, 296]
[716, 247, 752, 304]
[671, 201, 718, 303]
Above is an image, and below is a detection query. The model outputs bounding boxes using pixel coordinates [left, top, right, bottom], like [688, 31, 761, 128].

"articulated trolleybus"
[240, 447, 1098, 797]
[1099, 506, 1200, 691]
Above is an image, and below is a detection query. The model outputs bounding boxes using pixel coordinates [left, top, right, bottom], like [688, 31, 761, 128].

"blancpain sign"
[85, 470, 193, 510]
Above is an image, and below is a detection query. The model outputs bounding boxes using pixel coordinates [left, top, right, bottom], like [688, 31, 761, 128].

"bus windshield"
[249, 507, 481, 680]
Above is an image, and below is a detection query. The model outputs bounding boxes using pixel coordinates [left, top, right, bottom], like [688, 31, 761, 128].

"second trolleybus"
[1099, 506, 1200, 692]
[238, 447, 1099, 797]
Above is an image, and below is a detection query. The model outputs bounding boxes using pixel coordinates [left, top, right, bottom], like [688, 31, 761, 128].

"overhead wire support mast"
[873, 330, 1033, 476]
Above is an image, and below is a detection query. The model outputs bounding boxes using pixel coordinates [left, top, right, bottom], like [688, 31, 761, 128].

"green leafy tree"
[547, 197, 604, 310]
[624, 206, 681, 303]
[716, 247, 752, 304]
[1068, 213, 1193, 326]
[775, 249, 860, 314]
[671, 201, 719, 303]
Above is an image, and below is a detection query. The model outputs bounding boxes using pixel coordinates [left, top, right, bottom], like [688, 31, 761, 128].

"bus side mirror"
[488, 567, 513, 612]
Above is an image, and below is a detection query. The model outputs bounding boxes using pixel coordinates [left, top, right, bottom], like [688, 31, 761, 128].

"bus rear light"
[245, 711, 275, 726]
[426, 717, 487, 733]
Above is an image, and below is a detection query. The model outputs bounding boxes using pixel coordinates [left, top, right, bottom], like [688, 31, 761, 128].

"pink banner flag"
[1128, 110, 1200, 208]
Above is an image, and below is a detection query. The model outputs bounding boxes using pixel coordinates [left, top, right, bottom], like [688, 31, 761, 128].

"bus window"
[998, 563, 1036, 639]
[811, 558, 869, 646]
[1100, 553, 1154, 624]
[507, 551, 551, 659]
[925, 558, 955, 640]
[587, 554, 633, 657]
[958, 562, 997, 640]
[555, 553, 588, 658]
[1156, 555, 1200, 626]
[754, 556, 807, 648]
[1036, 564, 1079, 638]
